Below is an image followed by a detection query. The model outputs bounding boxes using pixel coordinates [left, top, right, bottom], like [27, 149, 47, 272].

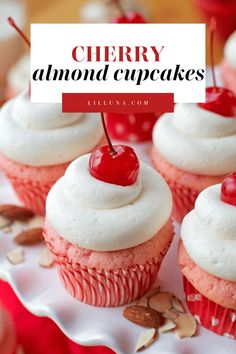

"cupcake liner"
[6, 173, 53, 215]
[184, 277, 236, 339]
[44, 230, 172, 307]
[57, 257, 161, 307]
[105, 113, 159, 142]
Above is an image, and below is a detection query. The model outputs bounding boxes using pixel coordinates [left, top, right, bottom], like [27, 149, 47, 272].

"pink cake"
[43, 147, 173, 307]
[179, 177, 236, 338]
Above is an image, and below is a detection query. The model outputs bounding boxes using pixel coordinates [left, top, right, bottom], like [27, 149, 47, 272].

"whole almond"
[14, 227, 44, 245]
[123, 306, 164, 328]
[0, 205, 34, 221]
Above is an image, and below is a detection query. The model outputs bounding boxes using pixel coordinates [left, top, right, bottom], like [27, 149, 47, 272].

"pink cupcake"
[0, 304, 17, 354]
[221, 31, 236, 96]
[178, 174, 236, 338]
[43, 126, 173, 307]
[151, 91, 236, 222]
[0, 91, 103, 215]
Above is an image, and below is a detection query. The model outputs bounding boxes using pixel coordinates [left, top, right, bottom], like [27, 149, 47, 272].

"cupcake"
[0, 304, 17, 354]
[43, 117, 173, 307]
[193, 0, 236, 41]
[152, 88, 236, 222]
[178, 174, 236, 338]
[0, 91, 103, 215]
[105, 113, 159, 142]
[6, 53, 30, 99]
[221, 31, 236, 96]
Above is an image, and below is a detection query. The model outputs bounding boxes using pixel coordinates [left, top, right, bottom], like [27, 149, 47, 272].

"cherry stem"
[113, 0, 127, 18]
[8, 17, 31, 48]
[8, 17, 31, 97]
[210, 17, 217, 87]
[101, 113, 117, 155]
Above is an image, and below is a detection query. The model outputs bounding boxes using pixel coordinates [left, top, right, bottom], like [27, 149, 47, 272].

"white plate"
[0, 142, 235, 354]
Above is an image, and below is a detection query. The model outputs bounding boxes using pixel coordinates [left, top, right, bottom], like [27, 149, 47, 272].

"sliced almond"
[159, 319, 176, 333]
[11, 221, 27, 236]
[0, 205, 34, 221]
[174, 314, 197, 339]
[27, 216, 43, 228]
[172, 297, 185, 313]
[38, 248, 54, 268]
[6, 248, 24, 265]
[163, 309, 179, 320]
[123, 306, 164, 328]
[14, 227, 44, 245]
[149, 292, 173, 313]
[0, 215, 12, 229]
[136, 296, 149, 308]
[135, 328, 157, 352]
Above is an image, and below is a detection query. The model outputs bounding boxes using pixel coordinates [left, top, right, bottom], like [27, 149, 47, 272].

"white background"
[31, 24, 206, 103]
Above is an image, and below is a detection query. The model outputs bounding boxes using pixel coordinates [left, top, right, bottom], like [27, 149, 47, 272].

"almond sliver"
[174, 314, 197, 339]
[135, 328, 157, 352]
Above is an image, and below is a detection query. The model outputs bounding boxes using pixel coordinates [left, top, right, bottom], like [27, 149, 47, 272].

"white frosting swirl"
[7, 53, 30, 93]
[46, 154, 172, 251]
[0, 92, 103, 166]
[224, 31, 236, 69]
[181, 184, 236, 281]
[153, 103, 236, 175]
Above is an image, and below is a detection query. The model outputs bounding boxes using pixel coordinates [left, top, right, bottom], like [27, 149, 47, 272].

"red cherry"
[112, 12, 146, 24]
[221, 173, 236, 206]
[198, 87, 236, 117]
[89, 145, 139, 186]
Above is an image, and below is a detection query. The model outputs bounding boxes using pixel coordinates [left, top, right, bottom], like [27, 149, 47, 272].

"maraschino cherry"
[198, 17, 236, 117]
[221, 173, 236, 206]
[89, 113, 140, 186]
[8, 17, 31, 96]
[111, 0, 146, 24]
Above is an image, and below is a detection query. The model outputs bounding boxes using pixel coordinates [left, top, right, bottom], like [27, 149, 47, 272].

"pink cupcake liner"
[57, 257, 161, 307]
[6, 174, 54, 216]
[184, 277, 236, 339]
[44, 229, 172, 307]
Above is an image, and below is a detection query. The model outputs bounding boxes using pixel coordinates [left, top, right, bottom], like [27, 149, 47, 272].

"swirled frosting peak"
[46, 154, 172, 251]
[0, 91, 103, 166]
[153, 103, 236, 175]
[224, 31, 236, 69]
[181, 183, 236, 281]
